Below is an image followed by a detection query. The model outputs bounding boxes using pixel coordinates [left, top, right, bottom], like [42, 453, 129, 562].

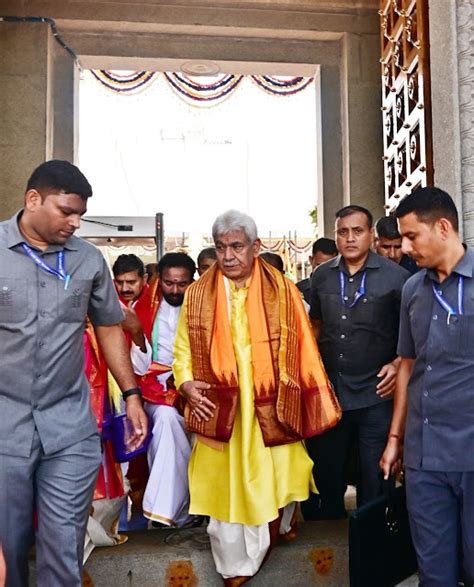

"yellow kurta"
[173, 279, 316, 527]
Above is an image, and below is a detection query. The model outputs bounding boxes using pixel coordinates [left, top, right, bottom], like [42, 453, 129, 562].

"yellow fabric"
[107, 372, 123, 415]
[173, 279, 316, 526]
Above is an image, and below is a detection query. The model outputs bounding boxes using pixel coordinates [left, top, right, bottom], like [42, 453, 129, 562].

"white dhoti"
[83, 496, 128, 563]
[207, 502, 296, 579]
[142, 403, 193, 526]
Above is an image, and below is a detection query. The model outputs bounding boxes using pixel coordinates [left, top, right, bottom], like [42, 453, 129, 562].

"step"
[84, 521, 418, 586]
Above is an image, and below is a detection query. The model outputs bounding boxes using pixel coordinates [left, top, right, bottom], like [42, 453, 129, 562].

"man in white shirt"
[116, 253, 196, 527]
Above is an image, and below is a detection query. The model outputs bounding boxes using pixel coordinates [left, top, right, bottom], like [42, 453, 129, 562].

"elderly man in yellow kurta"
[173, 210, 341, 586]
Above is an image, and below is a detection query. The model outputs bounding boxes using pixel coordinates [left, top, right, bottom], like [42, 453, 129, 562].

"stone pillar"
[428, 0, 463, 221]
[320, 58, 345, 236]
[429, 0, 474, 242]
[456, 0, 474, 244]
[319, 32, 384, 236]
[342, 32, 384, 220]
[0, 22, 48, 217]
[0, 21, 75, 219]
[47, 27, 76, 163]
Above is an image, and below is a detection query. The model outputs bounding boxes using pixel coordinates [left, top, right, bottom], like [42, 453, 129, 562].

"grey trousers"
[405, 467, 474, 587]
[0, 431, 101, 587]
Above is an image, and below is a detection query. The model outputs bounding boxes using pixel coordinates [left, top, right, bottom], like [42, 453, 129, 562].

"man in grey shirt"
[0, 160, 148, 587]
[381, 187, 474, 586]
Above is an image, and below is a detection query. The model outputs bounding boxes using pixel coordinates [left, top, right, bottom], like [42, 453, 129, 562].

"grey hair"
[212, 210, 258, 243]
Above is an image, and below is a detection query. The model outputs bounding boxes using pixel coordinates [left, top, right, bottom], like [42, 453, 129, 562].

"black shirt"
[400, 254, 419, 274]
[296, 277, 311, 305]
[310, 251, 410, 410]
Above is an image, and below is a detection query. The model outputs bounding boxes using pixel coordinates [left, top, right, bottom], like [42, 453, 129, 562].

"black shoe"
[151, 520, 168, 529]
[191, 515, 206, 527]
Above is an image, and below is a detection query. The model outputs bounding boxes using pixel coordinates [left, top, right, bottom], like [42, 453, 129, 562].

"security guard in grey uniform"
[0, 161, 148, 587]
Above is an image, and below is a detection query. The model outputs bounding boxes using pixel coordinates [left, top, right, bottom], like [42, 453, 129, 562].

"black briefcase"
[349, 481, 418, 587]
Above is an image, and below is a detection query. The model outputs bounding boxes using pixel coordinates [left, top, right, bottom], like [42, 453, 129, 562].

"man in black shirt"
[303, 205, 409, 520]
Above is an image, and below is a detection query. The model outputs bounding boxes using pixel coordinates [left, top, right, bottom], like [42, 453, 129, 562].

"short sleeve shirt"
[310, 251, 410, 410]
[398, 248, 474, 471]
[0, 211, 124, 457]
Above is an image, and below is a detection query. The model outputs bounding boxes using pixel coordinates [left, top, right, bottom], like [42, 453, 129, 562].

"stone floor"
[86, 506, 418, 587]
[86, 521, 349, 586]
[85, 519, 419, 586]
[29, 486, 419, 585]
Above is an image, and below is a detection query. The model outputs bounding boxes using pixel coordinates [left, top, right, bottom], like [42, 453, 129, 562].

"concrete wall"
[0, 22, 49, 216]
[0, 20, 75, 217]
[0, 0, 383, 234]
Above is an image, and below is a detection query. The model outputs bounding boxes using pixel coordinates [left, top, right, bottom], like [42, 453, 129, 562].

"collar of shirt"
[7, 210, 79, 252]
[223, 270, 253, 310]
[328, 250, 382, 275]
[425, 247, 473, 282]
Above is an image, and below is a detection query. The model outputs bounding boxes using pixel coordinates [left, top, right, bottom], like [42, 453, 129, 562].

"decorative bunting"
[287, 239, 314, 254]
[91, 70, 314, 103]
[163, 72, 244, 104]
[250, 75, 314, 96]
[91, 70, 158, 93]
[261, 239, 284, 252]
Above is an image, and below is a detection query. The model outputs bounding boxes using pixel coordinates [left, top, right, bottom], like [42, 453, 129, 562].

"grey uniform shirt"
[0, 211, 124, 457]
[310, 251, 410, 410]
[398, 248, 474, 471]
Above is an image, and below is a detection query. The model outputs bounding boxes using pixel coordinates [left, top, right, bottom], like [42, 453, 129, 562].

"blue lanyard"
[21, 243, 71, 290]
[431, 276, 463, 324]
[339, 271, 367, 308]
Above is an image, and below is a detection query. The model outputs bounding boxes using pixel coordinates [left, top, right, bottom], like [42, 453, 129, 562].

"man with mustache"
[113, 254, 153, 368]
[142, 252, 197, 527]
[305, 205, 410, 520]
[173, 209, 340, 585]
[115, 252, 197, 527]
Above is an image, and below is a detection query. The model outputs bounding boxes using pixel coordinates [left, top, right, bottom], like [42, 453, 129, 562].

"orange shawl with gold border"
[184, 258, 341, 446]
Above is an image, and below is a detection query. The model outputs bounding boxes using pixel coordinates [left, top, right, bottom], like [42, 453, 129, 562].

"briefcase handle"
[383, 476, 404, 535]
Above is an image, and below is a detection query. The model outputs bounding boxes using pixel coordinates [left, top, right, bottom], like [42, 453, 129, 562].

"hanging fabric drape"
[163, 72, 244, 104]
[287, 239, 313, 254]
[91, 70, 158, 93]
[91, 70, 314, 103]
[250, 75, 314, 96]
